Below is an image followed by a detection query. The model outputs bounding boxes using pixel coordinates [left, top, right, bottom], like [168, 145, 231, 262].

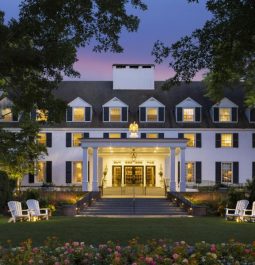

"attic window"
[183, 108, 194, 122]
[0, 108, 12, 121]
[219, 108, 231, 122]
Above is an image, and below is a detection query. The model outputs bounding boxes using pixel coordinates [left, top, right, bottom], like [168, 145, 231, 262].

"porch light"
[129, 121, 139, 138]
[131, 148, 137, 163]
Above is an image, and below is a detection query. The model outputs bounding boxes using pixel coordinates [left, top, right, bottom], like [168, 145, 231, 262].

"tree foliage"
[152, 0, 255, 105]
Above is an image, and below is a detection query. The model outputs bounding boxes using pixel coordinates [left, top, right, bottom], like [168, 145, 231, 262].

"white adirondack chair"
[243, 201, 255, 222]
[7, 201, 30, 223]
[26, 199, 49, 221]
[225, 199, 249, 221]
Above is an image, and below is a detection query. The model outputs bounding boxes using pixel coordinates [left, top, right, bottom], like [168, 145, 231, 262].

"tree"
[152, 0, 255, 106]
[0, 0, 146, 183]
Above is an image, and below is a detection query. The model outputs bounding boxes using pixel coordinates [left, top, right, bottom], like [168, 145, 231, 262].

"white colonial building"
[1, 64, 255, 195]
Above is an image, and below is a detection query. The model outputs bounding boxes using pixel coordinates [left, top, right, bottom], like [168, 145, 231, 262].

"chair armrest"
[40, 208, 49, 214]
[22, 209, 30, 214]
[244, 209, 252, 214]
[225, 208, 236, 214]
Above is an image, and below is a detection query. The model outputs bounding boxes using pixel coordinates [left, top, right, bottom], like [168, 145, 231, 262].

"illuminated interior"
[184, 133, 195, 147]
[36, 162, 46, 182]
[147, 133, 158, 139]
[109, 133, 121, 139]
[185, 162, 194, 182]
[183, 108, 194, 122]
[73, 133, 83, 146]
[147, 108, 158, 121]
[73, 107, 85, 121]
[1, 108, 12, 121]
[73, 161, 82, 182]
[219, 108, 231, 122]
[221, 134, 232, 147]
[110, 108, 121, 122]
[37, 133, 46, 145]
[221, 162, 232, 183]
[36, 110, 48, 121]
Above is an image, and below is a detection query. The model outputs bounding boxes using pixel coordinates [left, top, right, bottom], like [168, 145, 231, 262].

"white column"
[179, 147, 186, 192]
[82, 147, 88, 191]
[92, 147, 99, 191]
[170, 147, 176, 192]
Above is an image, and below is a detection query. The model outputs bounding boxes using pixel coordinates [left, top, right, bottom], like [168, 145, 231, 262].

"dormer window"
[176, 98, 201, 123]
[103, 97, 128, 122]
[36, 110, 48, 122]
[246, 108, 255, 123]
[66, 97, 92, 122]
[139, 97, 165, 123]
[219, 108, 231, 122]
[0, 108, 12, 121]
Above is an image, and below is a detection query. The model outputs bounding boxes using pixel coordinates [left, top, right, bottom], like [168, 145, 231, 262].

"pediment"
[103, 97, 128, 107]
[139, 97, 164, 108]
[68, 97, 91, 107]
[176, 97, 201, 108]
[212, 97, 238, 108]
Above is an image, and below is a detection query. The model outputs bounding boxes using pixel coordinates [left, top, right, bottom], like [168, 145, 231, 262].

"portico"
[81, 138, 187, 194]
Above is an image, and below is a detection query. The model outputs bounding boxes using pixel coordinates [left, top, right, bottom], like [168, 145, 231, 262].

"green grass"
[0, 216, 255, 246]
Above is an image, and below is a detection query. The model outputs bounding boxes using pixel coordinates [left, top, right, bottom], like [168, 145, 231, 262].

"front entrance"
[124, 166, 144, 186]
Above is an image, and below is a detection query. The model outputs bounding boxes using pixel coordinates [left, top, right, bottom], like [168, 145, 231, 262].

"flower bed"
[1, 238, 255, 265]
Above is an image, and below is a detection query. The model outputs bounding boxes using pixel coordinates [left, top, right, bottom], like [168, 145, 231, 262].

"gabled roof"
[0, 97, 13, 108]
[67, 97, 91, 107]
[176, 97, 201, 108]
[139, 97, 165, 108]
[212, 97, 238, 108]
[103, 97, 128, 107]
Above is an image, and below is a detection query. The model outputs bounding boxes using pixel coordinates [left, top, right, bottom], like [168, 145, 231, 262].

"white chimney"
[113, 64, 155, 90]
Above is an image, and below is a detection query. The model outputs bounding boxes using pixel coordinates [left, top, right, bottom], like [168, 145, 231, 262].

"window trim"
[67, 106, 92, 122]
[183, 133, 196, 148]
[221, 162, 233, 184]
[35, 161, 46, 183]
[104, 107, 128, 123]
[249, 108, 255, 123]
[176, 107, 201, 123]
[72, 132, 84, 147]
[213, 107, 238, 123]
[72, 161, 83, 183]
[72, 107, 85, 122]
[218, 107, 232, 123]
[185, 161, 196, 183]
[0, 108, 17, 122]
[220, 133, 233, 148]
[140, 107, 165, 123]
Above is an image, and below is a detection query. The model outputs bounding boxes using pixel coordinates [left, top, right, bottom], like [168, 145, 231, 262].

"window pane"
[36, 110, 48, 121]
[147, 133, 158, 139]
[221, 162, 232, 183]
[1, 108, 12, 121]
[147, 108, 158, 121]
[36, 162, 46, 182]
[219, 108, 231, 122]
[185, 162, 195, 182]
[73, 133, 83, 146]
[221, 134, 233, 147]
[110, 108, 121, 122]
[184, 133, 195, 147]
[183, 108, 194, 122]
[37, 133, 47, 145]
[73, 161, 82, 183]
[73, 108, 85, 121]
[109, 133, 121, 139]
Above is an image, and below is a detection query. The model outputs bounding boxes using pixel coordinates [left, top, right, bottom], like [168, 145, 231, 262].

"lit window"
[36, 110, 48, 121]
[221, 162, 232, 183]
[183, 108, 194, 122]
[73, 108, 85, 121]
[184, 134, 196, 147]
[73, 133, 83, 147]
[147, 133, 158, 139]
[109, 133, 121, 139]
[110, 108, 121, 122]
[36, 162, 46, 182]
[0, 108, 12, 121]
[147, 108, 158, 122]
[37, 133, 47, 145]
[219, 108, 231, 122]
[221, 134, 233, 147]
[185, 162, 195, 182]
[73, 161, 82, 183]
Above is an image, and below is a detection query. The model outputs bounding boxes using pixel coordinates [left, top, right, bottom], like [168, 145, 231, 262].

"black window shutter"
[141, 133, 146, 139]
[196, 133, 202, 148]
[140, 107, 146, 122]
[195, 107, 201, 122]
[178, 161, 180, 183]
[66, 133, 72, 147]
[122, 107, 128, 122]
[233, 162, 239, 184]
[85, 107, 91, 121]
[83, 133, 89, 138]
[28, 173, 34, 183]
[46, 133, 52, 147]
[215, 133, 221, 148]
[215, 162, 221, 184]
[232, 108, 237, 122]
[46, 161, 52, 183]
[158, 133, 164, 139]
[66, 107, 72, 121]
[103, 133, 109, 139]
[178, 133, 184, 139]
[233, 133, 238, 148]
[103, 107, 109, 121]
[176, 107, 182, 122]
[12, 110, 19, 121]
[196, 162, 202, 184]
[250, 109, 255, 122]
[252, 162, 255, 178]
[31, 109, 37, 120]
[158, 107, 164, 122]
[253, 133, 255, 148]
[66, 161, 72, 184]
[214, 108, 219, 122]
[121, 133, 127, 139]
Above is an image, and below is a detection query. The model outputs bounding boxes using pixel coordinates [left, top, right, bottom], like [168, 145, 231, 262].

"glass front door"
[112, 166, 122, 187]
[146, 166, 156, 187]
[124, 166, 144, 186]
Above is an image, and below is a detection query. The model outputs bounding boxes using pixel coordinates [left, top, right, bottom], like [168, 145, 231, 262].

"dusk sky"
[0, 0, 211, 81]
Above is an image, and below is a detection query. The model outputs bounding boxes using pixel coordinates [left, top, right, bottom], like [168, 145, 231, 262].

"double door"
[124, 166, 144, 185]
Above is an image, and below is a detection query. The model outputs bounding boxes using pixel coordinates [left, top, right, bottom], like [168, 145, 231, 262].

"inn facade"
[1, 64, 255, 195]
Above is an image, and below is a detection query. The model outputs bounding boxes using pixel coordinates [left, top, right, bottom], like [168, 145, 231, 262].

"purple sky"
[0, 0, 211, 81]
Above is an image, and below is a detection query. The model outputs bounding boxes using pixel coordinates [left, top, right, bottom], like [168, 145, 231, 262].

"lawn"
[0, 216, 255, 246]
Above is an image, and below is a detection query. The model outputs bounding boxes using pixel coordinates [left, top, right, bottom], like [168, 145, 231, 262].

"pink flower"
[64, 243, 70, 248]
[244, 249, 251, 254]
[64, 259, 70, 265]
[28, 259, 34, 264]
[145, 256, 153, 264]
[72, 242, 79, 247]
[32, 247, 38, 253]
[210, 244, 217, 253]
[116, 245, 121, 251]
[172, 253, 179, 260]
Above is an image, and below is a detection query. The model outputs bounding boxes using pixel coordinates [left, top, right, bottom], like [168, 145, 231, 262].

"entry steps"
[102, 187, 166, 197]
[79, 198, 189, 217]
